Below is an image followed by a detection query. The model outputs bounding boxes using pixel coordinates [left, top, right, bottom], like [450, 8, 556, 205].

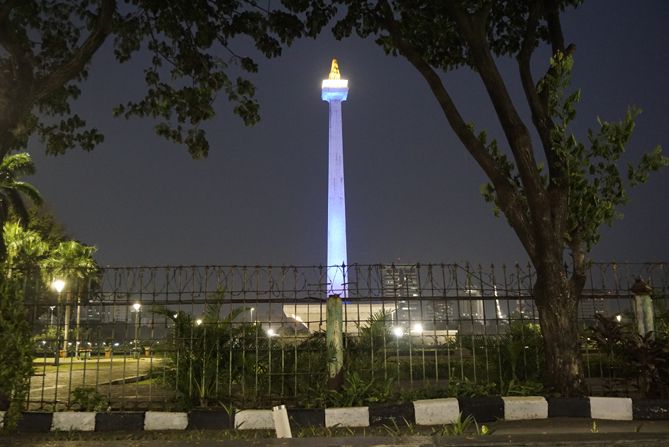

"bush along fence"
[4, 262, 669, 415]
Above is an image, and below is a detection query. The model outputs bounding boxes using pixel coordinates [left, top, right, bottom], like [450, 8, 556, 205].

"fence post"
[326, 294, 344, 390]
[631, 278, 654, 339]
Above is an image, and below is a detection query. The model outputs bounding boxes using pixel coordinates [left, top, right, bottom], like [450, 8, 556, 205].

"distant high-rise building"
[381, 264, 452, 330]
[322, 58, 349, 298]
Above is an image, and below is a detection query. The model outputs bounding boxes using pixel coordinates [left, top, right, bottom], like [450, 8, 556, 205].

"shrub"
[0, 279, 33, 431]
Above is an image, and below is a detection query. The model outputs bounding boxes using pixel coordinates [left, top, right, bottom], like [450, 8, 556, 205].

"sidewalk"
[4, 418, 669, 447]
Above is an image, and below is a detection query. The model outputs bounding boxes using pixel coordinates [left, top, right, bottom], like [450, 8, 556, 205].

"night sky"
[27, 1, 669, 268]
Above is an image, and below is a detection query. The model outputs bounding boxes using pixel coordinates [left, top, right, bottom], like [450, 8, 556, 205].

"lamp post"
[75, 294, 82, 357]
[250, 307, 255, 324]
[52, 279, 65, 363]
[133, 303, 141, 358]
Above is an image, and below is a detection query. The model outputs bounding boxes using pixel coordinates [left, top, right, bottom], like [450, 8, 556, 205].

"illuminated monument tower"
[322, 59, 349, 297]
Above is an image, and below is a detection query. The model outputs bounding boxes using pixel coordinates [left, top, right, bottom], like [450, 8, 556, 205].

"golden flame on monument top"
[329, 58, 341, 80]
[322, 58, 348, 90]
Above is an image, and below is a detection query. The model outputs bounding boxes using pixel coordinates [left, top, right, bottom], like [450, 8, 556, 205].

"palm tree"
[41, 241, 97, 357]
[0, 152, 43, 260]
[3, 221, 48, 271]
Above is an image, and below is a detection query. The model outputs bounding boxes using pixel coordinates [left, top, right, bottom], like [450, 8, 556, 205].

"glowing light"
[322, 79, 349, 89]
[52, 279, 65, 293]
[266, 328, 278, 337]
[133, 303, 141, 312]
[411, 323, 424, 334]
[196, 319, 203, 326]
[392, 327, 404, 338]
[615, 314, 622, 322]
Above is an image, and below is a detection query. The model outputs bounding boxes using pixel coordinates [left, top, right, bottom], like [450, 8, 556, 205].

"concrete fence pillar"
[326, 294, 344, 389]
[631, 278, 654, 338]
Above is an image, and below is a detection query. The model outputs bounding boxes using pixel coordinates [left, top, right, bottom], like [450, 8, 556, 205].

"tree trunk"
[533, 260, 585, 396]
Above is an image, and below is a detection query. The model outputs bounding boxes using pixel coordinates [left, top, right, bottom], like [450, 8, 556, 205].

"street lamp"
[133, 303, 141, 358]
[250, 307, 255, 323]
[51, 279, 66, 362]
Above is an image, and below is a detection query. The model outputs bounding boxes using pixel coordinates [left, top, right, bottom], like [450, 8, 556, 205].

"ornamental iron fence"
[18, 262, 669, 410]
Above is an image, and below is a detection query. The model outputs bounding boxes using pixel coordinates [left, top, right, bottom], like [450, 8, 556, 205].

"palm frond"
[13, 182, 43, 207]
[0, 153, 36, 177]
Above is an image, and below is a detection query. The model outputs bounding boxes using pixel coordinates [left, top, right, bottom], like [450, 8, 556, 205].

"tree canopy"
[0, 0, 304, 160]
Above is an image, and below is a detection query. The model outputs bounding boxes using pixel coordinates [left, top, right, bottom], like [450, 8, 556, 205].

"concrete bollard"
[272, 405, 292, 438]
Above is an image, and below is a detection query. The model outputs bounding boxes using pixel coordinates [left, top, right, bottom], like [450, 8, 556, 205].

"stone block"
[589, 397, 633, 420]
[51, 412, 96, 431]
[413, 398, 460, 425]
[325, 407, 369, 428]
[235, 409, 274, 430]
[144, 411, 188, 430]
[502, 396, 548, 420]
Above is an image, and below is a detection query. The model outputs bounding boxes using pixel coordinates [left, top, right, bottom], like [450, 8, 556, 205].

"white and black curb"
[3, 396, 668, 432]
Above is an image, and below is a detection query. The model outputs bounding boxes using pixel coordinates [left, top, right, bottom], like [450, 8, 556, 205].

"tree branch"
[33, 0, 116, 102]
[0, 0, 35, 82]
[446, 4, 548, 237]
[518, 1, 552, 154]
[0, 0, 36, 158]
[544, 0, 566, 54]
[517, 2, 569, 244]
[378, 1, 537, 260]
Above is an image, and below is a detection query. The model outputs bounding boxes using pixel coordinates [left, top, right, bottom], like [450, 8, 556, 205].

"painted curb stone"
[458, 396, 504, 423]
[95, 412, 145, 431]
[235, 409, 273, 430]
[589, 397, 633, 420]
[17, 412, 53, 432]
[287, 408, 325, 429]
[413, 398, 459, 426]
[369, 403, 415, 426]
[188, 409, 234, 430]
[502, 396, 548, 420]
[144, 411, 189, 430]
[52, 412, 96, 431]
[547, 397, 590, 418]
[633, 399, 669, 420]
[325, 406, 369, 428]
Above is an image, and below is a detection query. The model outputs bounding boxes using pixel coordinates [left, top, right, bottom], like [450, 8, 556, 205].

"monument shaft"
[322, 59, 349, 297]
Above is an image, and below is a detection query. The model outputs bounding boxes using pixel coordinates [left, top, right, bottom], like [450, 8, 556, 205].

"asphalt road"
[3, 419, 669, 447]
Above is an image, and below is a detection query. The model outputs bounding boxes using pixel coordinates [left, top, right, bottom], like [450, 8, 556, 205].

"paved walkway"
[28, 357, 165, 410]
